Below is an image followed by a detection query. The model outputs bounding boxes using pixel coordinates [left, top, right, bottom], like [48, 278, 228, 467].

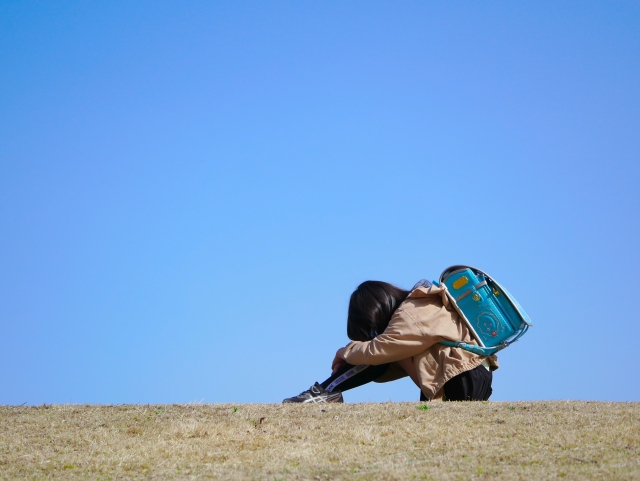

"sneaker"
[282, 382, 344, 403]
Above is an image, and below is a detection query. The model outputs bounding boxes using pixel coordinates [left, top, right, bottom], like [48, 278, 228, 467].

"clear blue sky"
[1, 1, 638, 404]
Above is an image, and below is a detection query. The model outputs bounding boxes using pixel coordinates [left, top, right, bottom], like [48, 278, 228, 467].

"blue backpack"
[432, 265, 532, 356]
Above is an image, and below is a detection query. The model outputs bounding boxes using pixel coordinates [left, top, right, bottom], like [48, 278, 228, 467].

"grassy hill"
[1, 401, 638, 480]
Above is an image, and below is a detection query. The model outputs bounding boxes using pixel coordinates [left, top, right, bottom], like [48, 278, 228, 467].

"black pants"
[320, 362, 492, 401]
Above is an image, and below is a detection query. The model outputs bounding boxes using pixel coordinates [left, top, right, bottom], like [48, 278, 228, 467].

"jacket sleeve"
[341, 308, 443, 366]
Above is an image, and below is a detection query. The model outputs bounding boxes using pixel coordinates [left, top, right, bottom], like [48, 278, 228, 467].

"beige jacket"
[342, 284, 498, 400]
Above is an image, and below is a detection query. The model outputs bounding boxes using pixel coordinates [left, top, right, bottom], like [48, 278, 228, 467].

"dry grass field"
[0, 401, 638, 480]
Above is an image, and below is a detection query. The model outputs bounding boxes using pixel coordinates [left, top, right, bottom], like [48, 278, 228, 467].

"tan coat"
[342, 284, 499, 400]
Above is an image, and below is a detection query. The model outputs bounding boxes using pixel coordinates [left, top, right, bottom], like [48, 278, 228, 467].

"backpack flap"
[437, 266, 532, 355]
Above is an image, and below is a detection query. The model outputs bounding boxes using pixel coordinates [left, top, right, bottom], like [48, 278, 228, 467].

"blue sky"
[1, 1, 638, 404]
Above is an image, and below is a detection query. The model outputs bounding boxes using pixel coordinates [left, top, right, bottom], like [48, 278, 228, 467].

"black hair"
[346, 281, 410, 341]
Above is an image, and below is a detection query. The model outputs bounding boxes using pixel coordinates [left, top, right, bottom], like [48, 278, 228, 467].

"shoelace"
[297, 384, 321, 397]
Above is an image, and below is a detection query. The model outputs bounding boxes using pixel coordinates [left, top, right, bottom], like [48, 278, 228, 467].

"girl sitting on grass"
[283, 280, 497, 403]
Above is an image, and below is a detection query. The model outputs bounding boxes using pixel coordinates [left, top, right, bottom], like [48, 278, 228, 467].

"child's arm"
[341, 305, 453, 366]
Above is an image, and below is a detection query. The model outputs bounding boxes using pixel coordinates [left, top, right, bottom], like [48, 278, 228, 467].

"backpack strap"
[439, 340, 502, 356]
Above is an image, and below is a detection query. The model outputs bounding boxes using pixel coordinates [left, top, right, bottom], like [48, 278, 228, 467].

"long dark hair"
[347, 281, 410, 341]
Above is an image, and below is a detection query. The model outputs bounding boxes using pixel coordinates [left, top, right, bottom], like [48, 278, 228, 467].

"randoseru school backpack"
[432, 265, 532, 356]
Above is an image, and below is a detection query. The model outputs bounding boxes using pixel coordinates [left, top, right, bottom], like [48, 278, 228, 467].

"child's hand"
[331, 347, 347, 374]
